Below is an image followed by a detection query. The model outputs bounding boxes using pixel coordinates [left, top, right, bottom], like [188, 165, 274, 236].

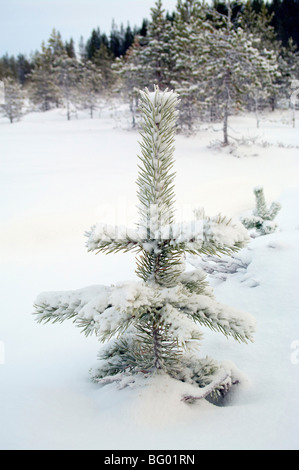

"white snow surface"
[0, 106, 299, 450]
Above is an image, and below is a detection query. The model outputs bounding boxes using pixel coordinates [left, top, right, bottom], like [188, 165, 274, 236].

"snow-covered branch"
[85, 214, 249, 258]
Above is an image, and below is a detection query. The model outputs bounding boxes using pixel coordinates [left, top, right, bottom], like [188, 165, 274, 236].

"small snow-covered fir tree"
[34, 86, 256, 402]
[241, 186, 281, 236]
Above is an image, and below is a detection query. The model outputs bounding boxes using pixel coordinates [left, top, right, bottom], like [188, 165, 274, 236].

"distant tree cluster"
[82, 20, 149, 61]
[215, 0, 299, 48]
[0, 19, 148, 84]
[0, 0, 298, 133]
[116, 0, 299, 140]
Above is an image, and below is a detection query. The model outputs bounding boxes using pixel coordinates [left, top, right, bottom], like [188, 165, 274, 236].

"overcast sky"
[0, 0, 178, 57]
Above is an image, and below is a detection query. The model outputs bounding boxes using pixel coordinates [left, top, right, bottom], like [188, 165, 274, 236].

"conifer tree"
[28, 29, 81, 115]
[28, 43, 61, 111]
[65, 38, 76, 59]
[1, 77, 24, 123]
[43, 29, 80, 120]
[92, 43, 116, 92]
[277, 38, 299, 115]
[241, 186, 281, 235]
[78, 36, 87, 62]
[197, 1, 279, 144]
[55, 54, 79, 120]
[238, 1, 277, 48]
[238, 0, 280, 118]
[114, 0, 174, 126]
[113, 37, 147, 126]
[137, 0, 174, 88]
[170, 0, 207, 131]
[85, 28, 105, 61]
[77, 60, 102, 118]
[34, 87, 255, 402]
[47, 29, 65, 57]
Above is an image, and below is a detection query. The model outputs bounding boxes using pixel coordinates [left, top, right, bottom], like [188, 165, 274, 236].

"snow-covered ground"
[0, 104, 299, 450]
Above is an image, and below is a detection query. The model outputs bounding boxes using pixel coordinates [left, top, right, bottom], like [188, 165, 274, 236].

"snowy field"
[0, 103, 299, 450]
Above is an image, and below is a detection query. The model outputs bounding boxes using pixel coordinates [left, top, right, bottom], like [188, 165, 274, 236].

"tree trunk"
[152, 320, 163, 370]
[223, 69, 231, 146]
[130, 98, 136, 128]
[223, 99, 229, 146]
[66, 98, 70, 121]
[254, 94, 260, 129]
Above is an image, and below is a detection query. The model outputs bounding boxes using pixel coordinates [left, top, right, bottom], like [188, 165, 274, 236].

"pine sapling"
[241, 186, 281, 236]
[34, 86, 256, 403]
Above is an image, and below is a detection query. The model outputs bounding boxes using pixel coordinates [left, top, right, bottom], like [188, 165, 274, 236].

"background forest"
[0, 0, 299, 135]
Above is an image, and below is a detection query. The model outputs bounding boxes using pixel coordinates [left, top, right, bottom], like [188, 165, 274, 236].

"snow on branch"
[186, 296, 256, 344]
[182, 370, 230, 403]
[85, 224, 142, 254]
[34, 276, 255, 345]
[85, 214, 249, 258]
[34, 285, 112, 337]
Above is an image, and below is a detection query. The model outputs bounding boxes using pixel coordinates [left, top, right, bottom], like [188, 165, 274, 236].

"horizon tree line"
[0, 0, 298, 137]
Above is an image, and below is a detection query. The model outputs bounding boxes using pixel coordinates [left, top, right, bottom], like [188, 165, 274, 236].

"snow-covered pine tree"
[1, 77, 24, 123]
[113, 37, 146, 127]
[34, 86, 256, 402]
[238, 1, 278, 50]
[241, 186, 281, 236]
[114, 0, 173, 127]
[54, 52, 80, 121]
[28, 29, 82, 117]
[117, 0, 173, 90]
[92, 43, 116, 93]
[28, 40, 61, 111]
[77, 60, 102, 118]
[278, 38, 299, 125]
[197, 0, 279, 144]
[137, 0, 174, 88]
[170, 0, 207, 132]
[238, 1, 281, 126]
